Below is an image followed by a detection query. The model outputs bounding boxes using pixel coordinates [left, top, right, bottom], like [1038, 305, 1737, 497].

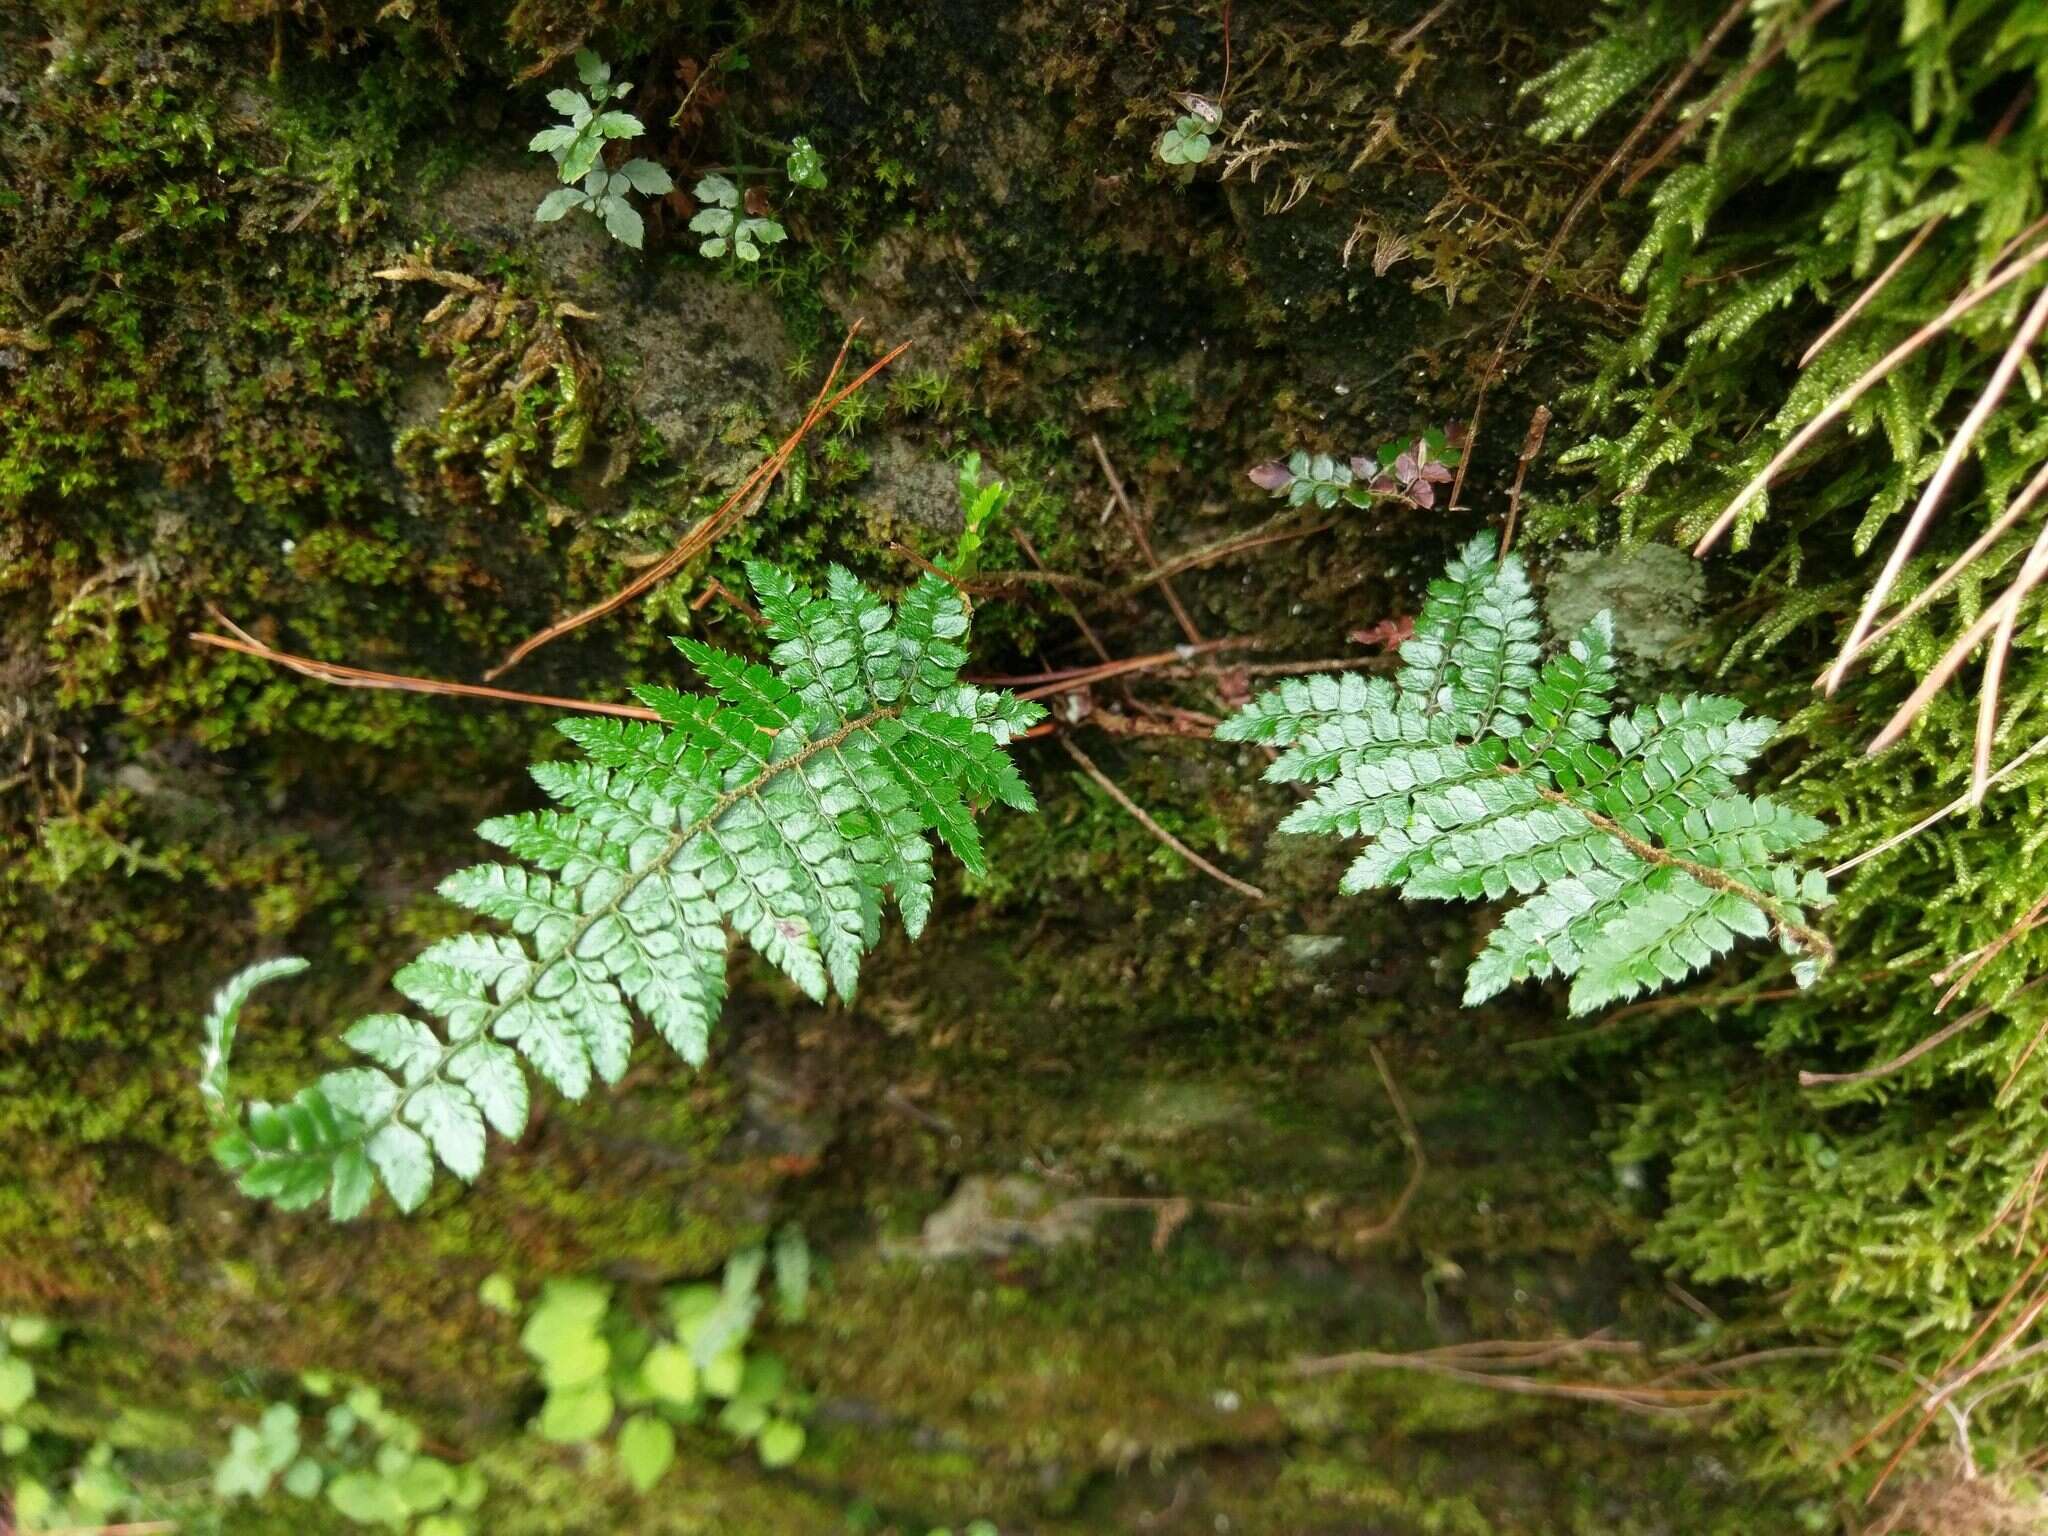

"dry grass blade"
[484, 329, 911, 680]
[1694, 224, 2048, 558]
[1826, 282, 2048, 698]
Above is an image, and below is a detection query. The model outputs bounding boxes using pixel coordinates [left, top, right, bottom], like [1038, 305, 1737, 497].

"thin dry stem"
[1352, 1043, 1427, 1246]
[1059, 736, 1267, 902]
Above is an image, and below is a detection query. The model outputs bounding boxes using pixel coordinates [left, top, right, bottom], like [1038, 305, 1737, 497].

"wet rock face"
[890, 1174, 1099, 1260]
[1543, 544, 1707, 670]
[428, 158, 794, 479]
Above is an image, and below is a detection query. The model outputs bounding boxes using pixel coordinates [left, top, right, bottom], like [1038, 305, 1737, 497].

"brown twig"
[190, 625, 661, 721]
[1448, 0, 1751, 511]
[1497, 403, 1551, 558]
[887, 541, 976, 610]
[1352, 1044, 1427, 1246]
[485, 328, 911, 679]
[977, 636, 1267, 698]
[1059, 736, 1267, 901]
[1091, 433, 1202, 645]
[1286, 1340, 1738, 1417]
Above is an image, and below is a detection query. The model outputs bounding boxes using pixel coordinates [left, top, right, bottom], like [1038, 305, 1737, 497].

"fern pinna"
[198, 565, 1043, 1220]
[1217, 536, 1834, 1014]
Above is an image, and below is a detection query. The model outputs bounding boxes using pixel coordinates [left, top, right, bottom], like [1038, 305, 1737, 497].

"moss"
[0, 0, 1835, 1529]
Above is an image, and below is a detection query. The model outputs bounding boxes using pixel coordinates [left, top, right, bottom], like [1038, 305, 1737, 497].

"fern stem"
[1532, 785, 1833, 964]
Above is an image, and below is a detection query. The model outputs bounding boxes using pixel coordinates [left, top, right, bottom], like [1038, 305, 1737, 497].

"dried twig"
[1120, 514, 1335, 594]
[1091, 434, 1202, 645]
[485, 328, 911, 679]
[1059, 736, 1267, 902]
[978, 637, 1267, 700]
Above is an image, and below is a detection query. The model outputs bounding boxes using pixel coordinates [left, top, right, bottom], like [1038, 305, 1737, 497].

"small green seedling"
[690, 174, 787, 262]
[786, 136, 827, 190]
[530, 51, 674, 249]
[1158, 94, 1221, 165]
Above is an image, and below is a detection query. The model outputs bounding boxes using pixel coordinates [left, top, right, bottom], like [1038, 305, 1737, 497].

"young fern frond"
[1217, 536, 1833, 1014]
[199, 565, 1044, 1221]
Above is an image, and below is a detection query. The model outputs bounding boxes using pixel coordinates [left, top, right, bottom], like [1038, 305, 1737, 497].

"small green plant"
[785, 136, 827, 191]
[689, 174, 787, 262]
[516, 1234, 813, 1488]
[1248, 427, 1462, 511]
[198, 566, 1042, 1220]
[0, 1315, 49, 1425]
[1217, 535, 1833, 1013]
[1157, 95, 1220, 166]
[945, 453, 1013, 580]
[213, 1375, 487, 1534]
[8, 1442, 148, 1535]
[529, 51, 674, 249]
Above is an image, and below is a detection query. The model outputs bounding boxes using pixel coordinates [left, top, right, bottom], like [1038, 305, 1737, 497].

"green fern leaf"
[1218, 536, 1832, 1015]
[199, 566, 1044, 1219]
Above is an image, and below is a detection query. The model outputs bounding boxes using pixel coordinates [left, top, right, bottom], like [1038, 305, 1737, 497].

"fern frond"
[1217, 536, 1833, 1016]
[201, 567, 1044, 1220]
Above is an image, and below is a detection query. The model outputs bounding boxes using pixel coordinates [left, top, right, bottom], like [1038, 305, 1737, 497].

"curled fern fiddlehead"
[1217, 535, 1833, 1014]
[200, 565, 1043, 1220]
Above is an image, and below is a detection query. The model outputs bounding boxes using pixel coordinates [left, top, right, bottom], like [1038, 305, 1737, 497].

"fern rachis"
[199, 564, 1043, 1220]
[1216, 536, 1832, 1013]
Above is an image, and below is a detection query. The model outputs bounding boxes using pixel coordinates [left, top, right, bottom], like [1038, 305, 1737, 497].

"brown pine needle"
[1830, 459, 2048, 677]
[191, 623, 662, 721]
[1827, 730, 2048, 878]
[1695, 223, 2048, 558]
[1059, 736, 1267, 902]
[484, 328, 911, 680]
[1868, 516, 2048, 755]
[1827, 282, 2048, 699]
